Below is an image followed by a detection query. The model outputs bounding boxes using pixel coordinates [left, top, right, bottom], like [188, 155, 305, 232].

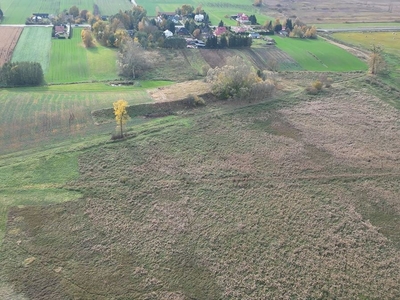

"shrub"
[312, 80, 323, 90]
[206, 56, 275, 100]
[0, 62, 44, 87]
[187, 94, 206, 107]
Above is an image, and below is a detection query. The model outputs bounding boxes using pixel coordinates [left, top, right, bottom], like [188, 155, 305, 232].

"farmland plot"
[11, 27, 52, 73]
[0, 27, 23, 67]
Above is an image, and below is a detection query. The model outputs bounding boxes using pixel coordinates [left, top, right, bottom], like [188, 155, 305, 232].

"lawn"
[276, 37, 368, 71]
[11, 27, 52, 73]
[1, 80, 400, 298]
[0, 0, 132, 24]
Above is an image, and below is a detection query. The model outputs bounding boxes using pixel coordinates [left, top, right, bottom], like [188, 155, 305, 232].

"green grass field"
[275, 37, 368, 71]
[46, 28, 118, 83]
[11, 27, 52, 73]
[0, 0, 132, 24]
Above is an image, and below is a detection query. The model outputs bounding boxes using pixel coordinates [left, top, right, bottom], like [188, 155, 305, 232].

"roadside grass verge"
[11, 27, 52, 73]
[276, 37, 368, 71]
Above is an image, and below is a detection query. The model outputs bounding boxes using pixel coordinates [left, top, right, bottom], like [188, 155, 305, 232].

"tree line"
[0, 62, 44, 87]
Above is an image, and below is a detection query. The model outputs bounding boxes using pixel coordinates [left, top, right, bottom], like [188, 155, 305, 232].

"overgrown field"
[1, 75, 400, 299]
[0, 0, 132, 24]
[11, 27, 52, 73]
[46, 29, 118, 83]
[0, 27, 23, 66]
[276, 37, 368, 71]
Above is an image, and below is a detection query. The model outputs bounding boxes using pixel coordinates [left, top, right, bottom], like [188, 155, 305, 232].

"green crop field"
[11, 27, 52, 73]
[46, 28, 118, 83]
[0, 0, 133, 24]
[275, 37, 368, 71]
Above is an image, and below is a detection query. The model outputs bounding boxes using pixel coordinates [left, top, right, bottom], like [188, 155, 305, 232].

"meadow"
[11, 27, 52, 73]
[332, 32, 400, 56]
[0, 0, 133, 24]
[1, 76, 400, 299]
[275, 36, 368, 71]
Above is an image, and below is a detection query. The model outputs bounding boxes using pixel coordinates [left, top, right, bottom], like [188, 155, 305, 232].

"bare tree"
[117, 39, 152, 79]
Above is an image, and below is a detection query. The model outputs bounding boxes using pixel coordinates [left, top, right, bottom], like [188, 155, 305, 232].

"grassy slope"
[0, 0, 132, 24]
[275, 36, 368, 71]
[1, 78, 400, 299]
[11, 27, 52, 73]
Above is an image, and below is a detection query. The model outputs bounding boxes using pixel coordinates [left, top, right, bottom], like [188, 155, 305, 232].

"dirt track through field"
[0, 27, 23, 67]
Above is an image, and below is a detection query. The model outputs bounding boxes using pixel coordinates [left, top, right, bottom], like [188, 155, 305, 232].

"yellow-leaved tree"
[113, 99, 130, 138]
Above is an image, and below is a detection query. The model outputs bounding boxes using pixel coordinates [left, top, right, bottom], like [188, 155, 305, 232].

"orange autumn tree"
[113, 99, 130, 138]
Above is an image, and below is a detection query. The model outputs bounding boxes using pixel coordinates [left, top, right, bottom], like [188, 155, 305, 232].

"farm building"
[54, 25, 69, 39]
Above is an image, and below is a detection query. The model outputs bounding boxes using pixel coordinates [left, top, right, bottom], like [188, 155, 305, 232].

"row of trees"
[263, 18, 317, 39]
[0, 62, 44, 87]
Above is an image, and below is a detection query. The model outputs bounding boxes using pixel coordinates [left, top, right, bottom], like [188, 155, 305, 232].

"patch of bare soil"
[263, 0, 400, 24]
[148, 80, 211, 102]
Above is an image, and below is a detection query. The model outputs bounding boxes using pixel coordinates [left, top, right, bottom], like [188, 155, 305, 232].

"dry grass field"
[2, 74, 400, 299]
[263, 0, 400, 24]
[0, 27, 23, 67]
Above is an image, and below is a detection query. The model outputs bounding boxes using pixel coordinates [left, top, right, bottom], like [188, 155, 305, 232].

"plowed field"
[0, 27, 23, 67]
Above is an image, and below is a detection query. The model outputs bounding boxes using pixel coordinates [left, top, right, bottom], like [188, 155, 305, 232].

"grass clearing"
[11, 27, 52, 73]
[276, 37, 368, 71]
